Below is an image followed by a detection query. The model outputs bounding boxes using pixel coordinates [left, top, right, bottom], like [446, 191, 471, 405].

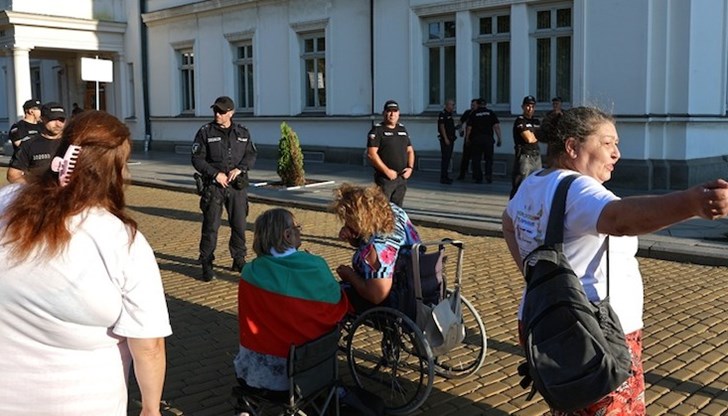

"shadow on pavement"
[128, 295, 512, 416]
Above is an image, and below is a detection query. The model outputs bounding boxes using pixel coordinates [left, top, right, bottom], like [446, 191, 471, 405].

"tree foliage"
[277, 122, 305, 186]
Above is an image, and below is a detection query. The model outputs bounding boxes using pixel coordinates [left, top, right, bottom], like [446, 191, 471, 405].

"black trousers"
[470, 137, 495, 182]
[199, 184, 248, 263]
[458, 139, 473, 178]
[439, 137, 455, 180]
[374, 174, 407, 207]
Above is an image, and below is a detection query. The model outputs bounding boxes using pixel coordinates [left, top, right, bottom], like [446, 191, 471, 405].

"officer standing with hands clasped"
[9, 99, 41, 151]
[367, 99, 415, 207]
[192, 96, 257, 282]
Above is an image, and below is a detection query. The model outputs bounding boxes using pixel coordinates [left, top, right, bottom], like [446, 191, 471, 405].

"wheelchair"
[342, 239, 487, 415]
[231, 326, 341, 416]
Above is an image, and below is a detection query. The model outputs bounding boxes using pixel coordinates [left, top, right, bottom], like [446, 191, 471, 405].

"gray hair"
[252, 208, 296, 256]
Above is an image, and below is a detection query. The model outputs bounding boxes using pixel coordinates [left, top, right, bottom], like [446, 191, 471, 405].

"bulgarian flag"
[238, 251, 350, 357]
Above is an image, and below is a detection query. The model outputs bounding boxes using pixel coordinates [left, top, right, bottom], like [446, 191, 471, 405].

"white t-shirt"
[506, 169, 644, 334]
[0, 184, 172, 416]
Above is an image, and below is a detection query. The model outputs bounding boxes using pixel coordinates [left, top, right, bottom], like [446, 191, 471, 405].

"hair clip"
[50, 145, 82, 187]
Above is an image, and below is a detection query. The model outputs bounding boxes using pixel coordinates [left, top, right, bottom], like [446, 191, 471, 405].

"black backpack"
[518, 174, 632, 412]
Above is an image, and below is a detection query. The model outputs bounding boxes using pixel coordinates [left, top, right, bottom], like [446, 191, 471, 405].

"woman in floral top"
[332, 183, 421, 312]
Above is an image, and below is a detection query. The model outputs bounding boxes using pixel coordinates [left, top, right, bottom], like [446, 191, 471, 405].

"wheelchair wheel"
[345, 307, 434, 415]
[433, 293, 487, 378]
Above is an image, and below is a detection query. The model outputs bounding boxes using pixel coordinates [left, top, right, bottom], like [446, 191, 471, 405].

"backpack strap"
[543, 174, 580, 246]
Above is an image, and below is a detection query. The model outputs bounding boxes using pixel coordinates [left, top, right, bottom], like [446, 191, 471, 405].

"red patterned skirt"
[551, 330, 645, 415]
[519, 324, 646, 416]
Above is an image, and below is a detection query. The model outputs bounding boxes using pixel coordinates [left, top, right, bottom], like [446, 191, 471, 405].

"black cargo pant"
[470, 136, 495, 182]
[199, 184, 248, 264]
[374, 174, 407, 207]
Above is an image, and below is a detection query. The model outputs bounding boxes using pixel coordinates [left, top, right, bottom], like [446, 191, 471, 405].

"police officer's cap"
[522, 95, 537, 106]
[211, 96, 235, 112]
[41, 102, 66, 121]
[552, 96, 562, 103]
[23, 99, 41, 111]
[383, 100, 399, 111]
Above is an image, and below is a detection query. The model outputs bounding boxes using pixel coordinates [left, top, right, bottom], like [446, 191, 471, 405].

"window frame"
[300, 31, 326, 112]
[475, 12, 511, 109]
[533, 4, 573, 104]
[424, 16, 457, 110]
[178, 48, 196, 113]
[233, 41, 255, 112]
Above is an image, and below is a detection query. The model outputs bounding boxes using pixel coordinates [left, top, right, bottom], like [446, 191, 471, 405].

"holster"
[193, 172, 206, 195]
[231, 171, 249, 190]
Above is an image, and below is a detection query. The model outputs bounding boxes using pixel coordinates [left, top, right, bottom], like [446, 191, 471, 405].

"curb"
[130, 178, 728, 267]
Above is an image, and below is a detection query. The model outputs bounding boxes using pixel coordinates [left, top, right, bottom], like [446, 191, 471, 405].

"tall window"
[301, 33, 326, 110]
[477, 14, 510, 106]
[234, 42, 254, 111]
[535, 6, 572, 103]
[425, 18, 456, 107]
[31, 67, 41, 100]
[179, 49, 195, 112]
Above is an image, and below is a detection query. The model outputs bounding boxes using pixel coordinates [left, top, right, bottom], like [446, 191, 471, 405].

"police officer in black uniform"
[510, 95, 541, 198]
[465, 99, 502, 184]
[367, 99, 415, 207]
[456, 99, 479, 180]
[437, 99, 456, 184]
[9, 99, 41, 151]
[7, 102, 66, 184]
[191, 96, 257, 282]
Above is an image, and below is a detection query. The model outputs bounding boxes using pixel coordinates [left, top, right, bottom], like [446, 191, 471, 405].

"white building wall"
[138, 0, 728, 188]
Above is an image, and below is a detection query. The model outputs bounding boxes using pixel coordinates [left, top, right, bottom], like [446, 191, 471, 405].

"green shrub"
[277, 122, 305, 186]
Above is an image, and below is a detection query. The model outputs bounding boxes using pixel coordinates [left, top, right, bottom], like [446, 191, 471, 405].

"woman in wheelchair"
[331, 183, 421, 313]
[234, 208, 350, 391]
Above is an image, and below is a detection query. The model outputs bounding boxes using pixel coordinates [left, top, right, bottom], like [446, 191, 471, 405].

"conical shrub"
[277, 122, 305, 186]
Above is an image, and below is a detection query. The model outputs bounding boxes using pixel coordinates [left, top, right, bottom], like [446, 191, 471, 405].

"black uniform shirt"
[9, 120, 40, 150]
[367, 123, 411, 173]
[513, 116, 541, 152]
[9, 134, 62, 178]
[191, 121, 257, 179]
[468, 107, 500, 140]
[437, 110, 456, 140]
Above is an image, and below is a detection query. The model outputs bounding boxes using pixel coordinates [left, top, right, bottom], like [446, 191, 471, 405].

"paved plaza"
[0, 161, 726, 415]
[108, 184, 728, 416]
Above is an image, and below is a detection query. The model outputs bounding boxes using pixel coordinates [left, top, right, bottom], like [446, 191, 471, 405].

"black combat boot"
[231, 258, 246, 273]
[201, 261, 216, 282]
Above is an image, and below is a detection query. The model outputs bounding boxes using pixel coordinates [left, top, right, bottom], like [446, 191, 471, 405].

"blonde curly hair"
[330, 183, 394, 241]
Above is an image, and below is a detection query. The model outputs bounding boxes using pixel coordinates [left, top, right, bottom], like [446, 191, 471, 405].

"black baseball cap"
[23, 99, 41, 112]
[522, 95, 537, 106]
[383, 100, 399, 111]
[552, 96, 562, 103]
[41, 102, 66, 121]
[211, 96, 235, 112]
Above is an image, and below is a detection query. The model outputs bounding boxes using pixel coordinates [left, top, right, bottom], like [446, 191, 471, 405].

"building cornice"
[142, 0, 285, 26]
[0, 10, 126, 33]
[412, 0, 515, 16]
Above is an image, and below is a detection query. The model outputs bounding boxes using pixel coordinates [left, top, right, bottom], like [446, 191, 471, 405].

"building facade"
[2, 0, 728, 189]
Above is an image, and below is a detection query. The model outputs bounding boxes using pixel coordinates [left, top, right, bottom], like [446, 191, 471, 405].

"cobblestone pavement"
[112, 185, 728, 416]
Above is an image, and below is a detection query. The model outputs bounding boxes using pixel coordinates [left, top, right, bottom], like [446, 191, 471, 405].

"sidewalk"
[2, 149, 727, 265]
[123, 150, 728, 266]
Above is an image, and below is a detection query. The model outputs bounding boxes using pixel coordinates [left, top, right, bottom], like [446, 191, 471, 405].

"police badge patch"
[191, 143, 201, 155]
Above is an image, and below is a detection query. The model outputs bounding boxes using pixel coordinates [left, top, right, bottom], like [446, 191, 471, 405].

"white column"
[455, 10, 473, 114]
[111, 53, 125, 118]
[7, 47, 32, 122]
[509, 4, 530, 114]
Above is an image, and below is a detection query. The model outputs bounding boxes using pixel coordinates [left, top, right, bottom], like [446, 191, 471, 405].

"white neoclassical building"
[2, 0, 728, 190]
